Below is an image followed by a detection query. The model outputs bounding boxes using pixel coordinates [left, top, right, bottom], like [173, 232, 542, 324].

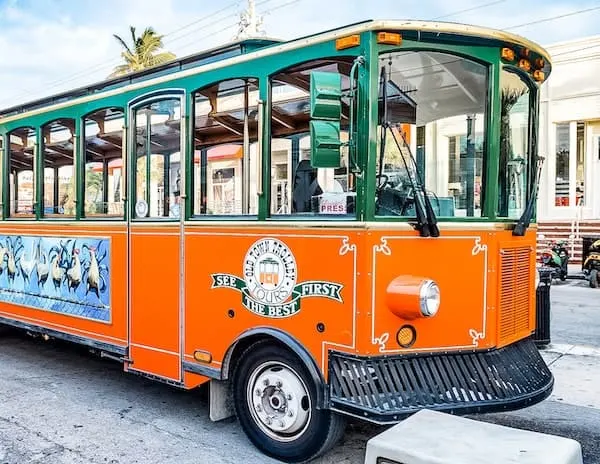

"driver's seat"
[292, 160, 321, 213]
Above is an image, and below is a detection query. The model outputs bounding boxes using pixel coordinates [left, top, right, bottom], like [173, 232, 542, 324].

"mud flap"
[209, 379, 235, 422]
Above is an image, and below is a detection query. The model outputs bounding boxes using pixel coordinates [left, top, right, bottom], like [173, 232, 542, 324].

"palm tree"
[110, 26, 176, 77]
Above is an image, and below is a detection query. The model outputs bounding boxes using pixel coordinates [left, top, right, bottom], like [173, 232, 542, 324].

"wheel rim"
[246, 361, 312, 442]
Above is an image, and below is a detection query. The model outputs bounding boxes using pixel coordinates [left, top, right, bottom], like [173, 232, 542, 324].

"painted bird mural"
[36, 239, 49, 289]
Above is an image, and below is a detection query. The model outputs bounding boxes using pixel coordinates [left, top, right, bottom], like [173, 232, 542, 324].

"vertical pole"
[145, 111, 151, 210]
[466, 115, 475, 217]
[243, 80, 250, 214]
[103, 159, 109, 214]
[416, 126, 425, 183]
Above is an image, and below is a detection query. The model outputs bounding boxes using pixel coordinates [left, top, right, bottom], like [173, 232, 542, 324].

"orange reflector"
[518, 59, 531, 72]
[501, 47, 515, 61]
[336, 34, 360, 50]
[396, 325, 417, 348]
[193, 350, 212, 363]
[533, 70, 545, 82]
[377, 32, 402, 45]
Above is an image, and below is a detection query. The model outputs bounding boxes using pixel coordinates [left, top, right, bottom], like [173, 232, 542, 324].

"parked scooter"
[582, 239, 600, 288]
[539, 235, 569, 281]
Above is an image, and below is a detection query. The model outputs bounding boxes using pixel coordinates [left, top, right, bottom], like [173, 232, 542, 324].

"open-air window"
[269, 58, 355, 217]
[133, 98, 182, 219]
[8, 126, 36, 217]
[41, 119, 76, 217]
[375, 50, 488, 218]
[192, 78, 259, 216]
[83, 108, 125, 217]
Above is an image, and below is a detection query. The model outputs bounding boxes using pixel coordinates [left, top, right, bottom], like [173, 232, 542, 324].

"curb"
[540, 343, 600, 358]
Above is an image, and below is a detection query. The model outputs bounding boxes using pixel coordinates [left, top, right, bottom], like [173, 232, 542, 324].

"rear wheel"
[590, 269, 599, 288]
[232, 341, 345, 463]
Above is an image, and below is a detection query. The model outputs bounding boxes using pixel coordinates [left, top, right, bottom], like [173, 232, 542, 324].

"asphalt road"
[548, 277, 600, 347]
[0, 283, 598, 464]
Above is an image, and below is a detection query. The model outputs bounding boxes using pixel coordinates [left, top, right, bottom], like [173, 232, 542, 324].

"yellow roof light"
[377, 31, 402, 45]
[533, 70, 545, 82]
[336, 34, 360, 50]
[501, 47, 515, 61]
[534, 58, 545, 69]
[518, 59, 531, 72]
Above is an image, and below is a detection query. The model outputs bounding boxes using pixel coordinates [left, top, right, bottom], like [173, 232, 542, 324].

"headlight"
[386, 276, 441, 319]
[419, 280, 440, 317]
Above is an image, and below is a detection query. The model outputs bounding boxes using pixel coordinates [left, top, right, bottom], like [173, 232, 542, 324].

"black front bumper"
[328, 337, 553, 423]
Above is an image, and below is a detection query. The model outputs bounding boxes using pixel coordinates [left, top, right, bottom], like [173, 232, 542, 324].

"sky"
[0, 0, 599, 110]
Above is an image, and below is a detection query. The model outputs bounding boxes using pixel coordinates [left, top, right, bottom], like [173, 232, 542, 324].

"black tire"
[590, 269, 599, 289]
[232, 341, 345, 463]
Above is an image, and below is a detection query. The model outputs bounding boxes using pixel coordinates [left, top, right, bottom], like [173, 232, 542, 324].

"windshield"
[498, 68, 532, 219]
[375, 50, 488, 219]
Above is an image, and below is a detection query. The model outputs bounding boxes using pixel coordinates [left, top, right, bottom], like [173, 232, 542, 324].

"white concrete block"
[364, 409, 582, 464]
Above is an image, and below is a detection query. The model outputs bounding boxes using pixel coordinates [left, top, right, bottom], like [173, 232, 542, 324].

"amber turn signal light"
[193, 350, 212, 363]
[396, 325, 417, 348]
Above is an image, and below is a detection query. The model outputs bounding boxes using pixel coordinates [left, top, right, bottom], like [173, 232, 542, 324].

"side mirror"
[309, 71, 342, 168]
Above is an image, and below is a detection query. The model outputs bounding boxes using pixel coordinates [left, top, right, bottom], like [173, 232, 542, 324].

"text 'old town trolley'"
[0, 20, 553, 463]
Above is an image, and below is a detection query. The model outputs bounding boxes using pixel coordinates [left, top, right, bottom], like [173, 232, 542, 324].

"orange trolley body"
[0, 20, 553, 463]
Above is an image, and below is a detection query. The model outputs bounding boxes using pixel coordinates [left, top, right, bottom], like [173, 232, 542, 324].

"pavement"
[0, 281, 598, 464]
[539, 344, 600, 411]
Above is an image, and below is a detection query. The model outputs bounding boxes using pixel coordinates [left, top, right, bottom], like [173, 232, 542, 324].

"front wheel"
[232, 341, 345, 463]
[590, 269, 599, 288]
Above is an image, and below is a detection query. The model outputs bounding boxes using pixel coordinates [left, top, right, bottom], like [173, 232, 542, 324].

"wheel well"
[222, 330, 327, 409]
[224, 334, 278, 379]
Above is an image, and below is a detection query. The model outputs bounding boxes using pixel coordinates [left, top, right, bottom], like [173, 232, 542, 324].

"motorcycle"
[582, 239, 600, 288]
[539, 236, 569, 281]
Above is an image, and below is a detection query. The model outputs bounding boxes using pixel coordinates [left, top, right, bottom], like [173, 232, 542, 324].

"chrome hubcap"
[246, 361, 311, 441]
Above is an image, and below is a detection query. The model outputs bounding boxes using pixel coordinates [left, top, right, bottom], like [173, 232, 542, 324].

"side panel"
[364, 227, 537, 355]
[183, 227, 360, 376]
[128, 225, 181, 381]
[0, 222, 127, 349]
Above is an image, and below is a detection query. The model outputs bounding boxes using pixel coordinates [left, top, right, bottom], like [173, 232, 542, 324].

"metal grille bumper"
[328, 337, 553, 423]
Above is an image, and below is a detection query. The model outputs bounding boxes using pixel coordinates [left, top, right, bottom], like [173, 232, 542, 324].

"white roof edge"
[1, 19, 550, 125]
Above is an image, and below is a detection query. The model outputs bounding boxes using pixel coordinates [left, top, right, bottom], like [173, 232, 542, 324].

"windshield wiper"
[378, 66, 439, 237]
[513, 155, 545, 236]
[389, 127, 440, 237]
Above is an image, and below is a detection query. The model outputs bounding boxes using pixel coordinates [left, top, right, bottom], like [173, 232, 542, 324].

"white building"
[537, 35, 600, 262]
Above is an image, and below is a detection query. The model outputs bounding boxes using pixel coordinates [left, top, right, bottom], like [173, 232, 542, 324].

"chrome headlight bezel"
[419, 280, 440, 317]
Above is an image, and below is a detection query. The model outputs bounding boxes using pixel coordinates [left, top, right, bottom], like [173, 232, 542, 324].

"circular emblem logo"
[243, 238, 297, 305]
[135, 200, 148, 218]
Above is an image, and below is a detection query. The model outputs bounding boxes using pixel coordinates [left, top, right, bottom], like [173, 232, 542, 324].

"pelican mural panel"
[0, 235, 110, 321]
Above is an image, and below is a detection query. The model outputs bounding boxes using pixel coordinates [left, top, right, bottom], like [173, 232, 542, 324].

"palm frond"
[112, 33, 133, 56]
[109, 24, 177, 78]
